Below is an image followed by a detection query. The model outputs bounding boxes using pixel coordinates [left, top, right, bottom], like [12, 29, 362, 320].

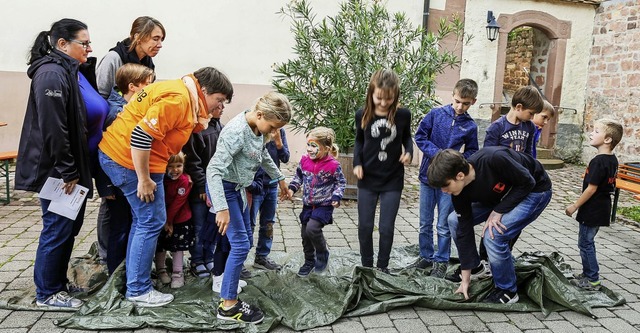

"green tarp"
[0, 244, 625, 332]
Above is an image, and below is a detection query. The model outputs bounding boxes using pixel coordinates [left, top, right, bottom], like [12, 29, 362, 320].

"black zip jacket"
[15, 50, 92, 198]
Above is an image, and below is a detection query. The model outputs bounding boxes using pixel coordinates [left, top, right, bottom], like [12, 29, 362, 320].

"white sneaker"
[36, 291, 83, 309]
[212, 273, 242, 294]
[127, 289, 174, 307]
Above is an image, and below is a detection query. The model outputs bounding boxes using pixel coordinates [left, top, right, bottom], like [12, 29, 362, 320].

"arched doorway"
[493, 11, 572, 151]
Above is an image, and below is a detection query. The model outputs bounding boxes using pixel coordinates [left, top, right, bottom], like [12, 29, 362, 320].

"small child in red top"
[155, 152, 194, 289]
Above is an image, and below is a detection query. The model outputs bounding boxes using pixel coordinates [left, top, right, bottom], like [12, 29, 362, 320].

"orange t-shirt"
[99, 79, 194, 173]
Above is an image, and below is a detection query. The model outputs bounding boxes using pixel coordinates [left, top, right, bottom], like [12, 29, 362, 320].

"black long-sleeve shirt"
[353, 108, 413, 192]
[453, 146, 551, 269]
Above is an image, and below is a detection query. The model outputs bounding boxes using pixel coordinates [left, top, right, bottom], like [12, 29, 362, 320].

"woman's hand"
[353, 166, 363, 180]
[137, 177, 157, 203]
[63, 178, 79, 195]
[216, 209, 230, 235]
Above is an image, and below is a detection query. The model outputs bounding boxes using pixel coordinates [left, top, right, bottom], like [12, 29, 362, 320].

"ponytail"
[28, 31, 52, 65]
[329, 144, 339, 157]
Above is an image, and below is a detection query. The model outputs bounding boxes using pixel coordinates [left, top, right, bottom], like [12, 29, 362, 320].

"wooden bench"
[0, 150, 18, 204]
[611, 163, 640, 223]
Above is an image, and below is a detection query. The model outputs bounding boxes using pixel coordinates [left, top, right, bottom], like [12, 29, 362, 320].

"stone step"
[536, 148, 555, 159]
[538, 158, 565, 170]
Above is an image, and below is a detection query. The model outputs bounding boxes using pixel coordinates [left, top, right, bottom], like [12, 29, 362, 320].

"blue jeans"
[418, 183, 453, 263]
[189, 199, 215, 266]
[34, 199, 86, 301]
[578, 224, 600, 281]
[448, 189, 552, 292]
[250, 185, 278, 257]
[220, 181, 251, 300]
[99, 151, 166, 298]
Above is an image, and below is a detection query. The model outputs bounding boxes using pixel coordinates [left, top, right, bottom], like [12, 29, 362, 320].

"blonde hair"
[115, 63, 154, 94]
[595, 118, 623, 149]
[308, 127, 339, 157]
[168, 151, 186, 165]
[252, 91, 292, 142]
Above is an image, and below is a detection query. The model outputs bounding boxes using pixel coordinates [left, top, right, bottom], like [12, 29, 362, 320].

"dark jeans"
[35, 198, 86, 301]
[357, 188, 402, 269]
[189, 199, 215, 266]
[250, 185, 278, 258]
[301, 219, 327, 262]
[105, 187, 132, 274]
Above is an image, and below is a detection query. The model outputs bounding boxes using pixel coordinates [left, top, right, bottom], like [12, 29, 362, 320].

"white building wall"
[0, 0, 422, 84]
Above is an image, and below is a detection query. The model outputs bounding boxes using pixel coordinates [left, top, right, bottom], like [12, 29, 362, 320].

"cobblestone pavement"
[1, 164, 640, 332]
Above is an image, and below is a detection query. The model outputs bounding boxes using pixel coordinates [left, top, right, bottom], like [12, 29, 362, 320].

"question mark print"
[371, 118, 397, 161]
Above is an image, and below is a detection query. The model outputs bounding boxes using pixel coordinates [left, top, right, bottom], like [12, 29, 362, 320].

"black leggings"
[357, 188, 402, 269]
[301, 219, 327, 262]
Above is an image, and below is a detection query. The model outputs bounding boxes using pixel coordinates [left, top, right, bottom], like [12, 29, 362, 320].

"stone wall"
[503, 27, 534, 96]
[531, 29, 551, 94]
[585, 0, 640, 163]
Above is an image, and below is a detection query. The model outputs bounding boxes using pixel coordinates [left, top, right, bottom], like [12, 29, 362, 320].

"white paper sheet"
[38, 177, 88, 220]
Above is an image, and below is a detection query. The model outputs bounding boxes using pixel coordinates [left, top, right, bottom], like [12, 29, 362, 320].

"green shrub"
[273, 0, 470, 150]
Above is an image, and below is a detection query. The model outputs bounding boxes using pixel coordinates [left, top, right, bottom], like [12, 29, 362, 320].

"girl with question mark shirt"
[353, 69, 413, 274]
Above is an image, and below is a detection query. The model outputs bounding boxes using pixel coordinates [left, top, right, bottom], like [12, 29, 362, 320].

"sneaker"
[446, 260, 492, 282]
[212, 274, 243, 294]
[315, 251, 330, 272]
[36, 291, 83, 309]
[126, 289, 174, 307]
[297, 261, 315, 277]
[240, 266, 252, 279]
[407, 257, 432, 269]
[253, 256, 282, 271]
[190, 264, 211, 278]
[571, 277, 602, 291]
[157, 268, 171, 284]
[430, 262, 448, 278]
[482, 288, 519, 304]
[170, 272, 184, 289]
[217, 299, 264, 324]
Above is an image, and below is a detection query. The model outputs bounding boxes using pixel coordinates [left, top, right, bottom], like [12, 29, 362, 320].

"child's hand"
[399, 152, 412, 165]
[216, 209, 230, 235]
[332, 200, 340, 208]
[278, 180, 292, 200]
[284, 189, 294, 201]
[482, 211, 505, 239]
[164, 223, 173, 236]
[353, 166, 364, 180]
[565, 204, 577, 216]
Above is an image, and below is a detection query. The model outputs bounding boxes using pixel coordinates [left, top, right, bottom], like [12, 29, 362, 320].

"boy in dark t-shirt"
[565, 118, 623, 291]
[427, 147, 552, 304]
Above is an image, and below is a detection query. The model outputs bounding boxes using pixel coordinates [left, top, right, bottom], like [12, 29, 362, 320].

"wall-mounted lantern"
[486, 10, 500, 42]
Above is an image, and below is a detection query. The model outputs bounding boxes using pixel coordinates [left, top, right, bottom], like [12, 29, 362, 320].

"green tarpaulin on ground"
[0, 244, 625, 332]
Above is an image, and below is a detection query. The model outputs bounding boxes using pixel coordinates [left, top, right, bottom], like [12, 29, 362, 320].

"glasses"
[69, 39, 91, 49]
